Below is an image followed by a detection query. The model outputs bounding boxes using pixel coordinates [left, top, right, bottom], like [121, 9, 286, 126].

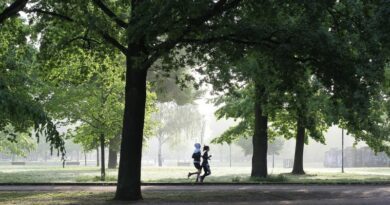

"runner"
[200, 145, 212, 182]
[188, 143, 202, 182]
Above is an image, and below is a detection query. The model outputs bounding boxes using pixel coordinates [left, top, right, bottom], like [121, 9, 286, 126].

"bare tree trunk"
[100, 134, 106, 181]
[115, 66, 147, 200]
[158, 135, 163, 167]
[96, 146, 99, 167]
[84, 150, 87, 166]
[272, 152, 275, 169]
[292, 119, 305, 175]
[251, 84, 268, 178]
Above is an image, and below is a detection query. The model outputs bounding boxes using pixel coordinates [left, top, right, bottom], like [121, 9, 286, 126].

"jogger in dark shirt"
[188, 143, 202, 182]
[200, 145, 212, 182]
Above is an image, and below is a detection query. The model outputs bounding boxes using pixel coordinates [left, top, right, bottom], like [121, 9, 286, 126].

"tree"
[0, 125, 36, 158]
[0, 7, 64, 158]
[235, 137, 284, 157]
[152, 102, 202, 166]
[204, 0, 390, 177]
[10, 0, 388, 200]
[25, 0, 245, 200]
[41, 51, 157, 180]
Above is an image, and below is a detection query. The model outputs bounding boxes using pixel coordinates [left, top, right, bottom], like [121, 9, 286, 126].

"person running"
[188, 143, 202, 182]
[200, 145, 212, 182]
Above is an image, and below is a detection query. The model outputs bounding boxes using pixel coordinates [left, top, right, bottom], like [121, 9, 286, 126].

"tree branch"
[188, 0, 241, 26]
[25, 8, 128, 54]
[0, 0, 28, 24]
[181, 35, 277, 48]
[98, 30, 128, 54]
[65, 36, 101, 47]
[24, 8, 75, 22]
[144, 0, 243, 69]
[91, 0, 128, 29]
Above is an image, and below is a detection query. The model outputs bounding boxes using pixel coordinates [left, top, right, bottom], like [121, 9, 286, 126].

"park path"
[0, 184, 389, 204]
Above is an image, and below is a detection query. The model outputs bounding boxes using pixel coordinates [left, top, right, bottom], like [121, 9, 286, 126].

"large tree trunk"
[292, 119, 305, 175]
[157, 136, 163, 167]
[108, 147, 118, 169]
[115, 64, 147, 200]
[100, 134, 106, 181]
[251, 85, 268, 178]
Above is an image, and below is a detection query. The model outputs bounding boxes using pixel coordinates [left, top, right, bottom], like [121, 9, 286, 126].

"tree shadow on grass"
[0, 189, 371, 205]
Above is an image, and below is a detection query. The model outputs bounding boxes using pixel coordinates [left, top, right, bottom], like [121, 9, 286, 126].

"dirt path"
[0, 184, 389, 204]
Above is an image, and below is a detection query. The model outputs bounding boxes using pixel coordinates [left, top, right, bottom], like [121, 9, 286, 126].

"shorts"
[194, 162, 201, 170]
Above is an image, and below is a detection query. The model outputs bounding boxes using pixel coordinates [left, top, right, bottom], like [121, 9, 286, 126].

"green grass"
[0, 165, 389, 184]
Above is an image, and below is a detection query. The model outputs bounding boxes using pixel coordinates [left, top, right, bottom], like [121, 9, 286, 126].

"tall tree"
[41, 51, 157, 180]
[0, 125, 36, 157]
[204, 0, 390, 177]
[152, 102, 202, 166]
[0, 8, 64, 158]
[26, 0, 245, 200]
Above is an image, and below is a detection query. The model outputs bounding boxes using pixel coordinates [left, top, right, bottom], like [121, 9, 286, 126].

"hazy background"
[1, 96, 372, 169]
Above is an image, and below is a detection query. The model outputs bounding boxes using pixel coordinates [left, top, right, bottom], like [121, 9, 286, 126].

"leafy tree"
[24, 0, 245, 200]
[270, 72, 332, 175]
[0, 6, 64, 158]
[0, 125, 36, 157]
[235, 137, 284, 157]
[152, 102, 202, 166]
[41, 51, 157, 180]
[5, 0, 387, 200]
[205, 0, 390, 178]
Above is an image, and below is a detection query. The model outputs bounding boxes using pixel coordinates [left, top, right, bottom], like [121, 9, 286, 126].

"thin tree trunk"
[158, 136, 163, 167]
[96, 146, 99, 167]
[115, 66, 147, 200]
[292, 119, 305, 175]
[100, 134, 106, 181]
[251, 84, 268, 178]
[84, 150, 87, 166]
[272, 152, 275, 169]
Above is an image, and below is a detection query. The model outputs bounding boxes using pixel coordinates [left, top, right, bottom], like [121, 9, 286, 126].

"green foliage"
[235, 137, 284, 157]
[38, 49, 157, 151]
[152, 102, 203, 147]
[0, 125, 36, 157]
[205, 0, 390, 155]
[0, 9, 64, 158]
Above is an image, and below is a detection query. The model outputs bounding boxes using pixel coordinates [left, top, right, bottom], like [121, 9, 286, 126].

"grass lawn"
[0, 165, 389, 184]
[0, 190, 317, 205]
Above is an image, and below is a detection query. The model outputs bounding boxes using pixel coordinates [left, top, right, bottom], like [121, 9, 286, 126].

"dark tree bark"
[100, 134, 106, 181]
[251, 84, 268, 178]
[115, 62, 147, 200]
[0, 0, 28, 24]
[292, 119, 305, 175]
[108, 147, 118, 169]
